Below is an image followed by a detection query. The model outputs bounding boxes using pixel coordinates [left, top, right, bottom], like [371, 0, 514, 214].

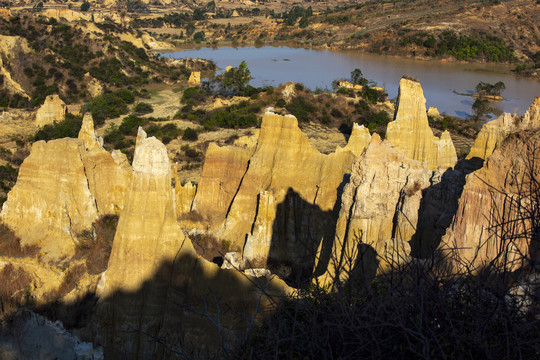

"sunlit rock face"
[440, 129, 540, 272]
[319, 134, 434, 284]
[78, 114, 132, 215]
[386, 78, 457, 170]
[191, 142, 254, 225]
[98, 128, 188, 358]
[467, 96, 540, 160]
[0, 138, 98, 261]
[98, 128, 291, 359]
[101, 128, 178, 297]
[35, 95, 67, 128]
[194, 112, 371, 272]
[0, 115, 131, 262]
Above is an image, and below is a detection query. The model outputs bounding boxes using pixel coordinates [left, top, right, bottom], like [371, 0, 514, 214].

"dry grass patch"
[0, 263, 33, 316]
[75, 214, 119, 275]
[0, 222, 39, 258]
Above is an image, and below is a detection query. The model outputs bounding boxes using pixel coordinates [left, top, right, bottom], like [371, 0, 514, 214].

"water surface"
[162, 46, 540, 118]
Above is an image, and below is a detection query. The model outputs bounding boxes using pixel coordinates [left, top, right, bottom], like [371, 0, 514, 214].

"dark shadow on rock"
[17, 249, 287, 360]
[266, 187, 336, 287]
[267, 174, 350, 288]
[410, 157, 484, 258]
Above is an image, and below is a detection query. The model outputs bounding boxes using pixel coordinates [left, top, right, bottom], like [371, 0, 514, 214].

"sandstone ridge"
[386, 78, 457, 170]
[99, 127, 290, 358]
[467, 96, 540, 160]
[0, 115, 130, 261]
[192, 112, 372, 272]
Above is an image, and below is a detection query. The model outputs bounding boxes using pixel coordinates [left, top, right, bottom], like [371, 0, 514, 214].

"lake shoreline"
[157, 40, 530, 80]
[161, 45, 540, 118]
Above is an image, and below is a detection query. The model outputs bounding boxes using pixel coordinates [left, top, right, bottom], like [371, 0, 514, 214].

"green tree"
[186, 22, 195, 36]
[351, 68, 368, 86]
[299, 16, 309, 28]
[193, 31, 206, 42]
[80, 1, 90, 12]
[192, 7, 206, 21]
[492, 81, 506, 96]
[220, 61, 251, 95]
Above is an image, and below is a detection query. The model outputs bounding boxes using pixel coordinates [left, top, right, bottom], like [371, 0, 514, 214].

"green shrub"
[193, 31, 206, 42]
[86, 90, 135, 126]
[285, 96, 317, 122]
[145, 123, 181, 144]
[118, 114, 148, 136]
[33, 113, 83, 141]
[134, 102, 154, 115]
[361, 87, 382, 104]
[181, 87, 208, 104]
[276, 98, 286, 107]
[367, 110, 391, 132]
[80, 1, 90, 11]
[182, 127, 198, 141]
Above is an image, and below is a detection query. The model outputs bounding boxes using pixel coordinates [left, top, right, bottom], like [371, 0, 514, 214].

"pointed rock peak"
[261, 111, 298, 129]
[521, 96, 540, 129]
[78, 113, 101, 151]
[369, 133, 383, 146]
[440, 130, 453, 141]
[132, 131, 170, 176]
[281, 82, 296, 102]
[393, 77, 429, 126]
[111, 150, 131, 170]
[188, 71, 201, 85]
[338, 123, 371, 157]
[35, 94, 67, 128]
[135, 126, 147, 148]
[385, 77, 457, 170]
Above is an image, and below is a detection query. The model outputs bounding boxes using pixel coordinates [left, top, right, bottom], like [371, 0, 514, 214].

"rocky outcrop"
[99, 128, 179, 289]
[521, 96, 540, 128]
[188, 71, 201, 85]
[427, 107, 441, 118]
[78, 114, 131, 215]
[0, 115, 131, 261]
[440, 130, 540, 272]
[0, 35, 31, 98]
[0, 138, 98, 261]
[173, 163, 196, 215]
[216, 112, 370, 270]
[191, 143, 254, 224]
[466, 112, 516, 160]
[0, 310, 103, 360]
[99, 128, 188, 357]
[99, 128, 290, 359]
[386, 78, 457, 170]
[467, 97, 540, 160]
[84, 73, 104, 98]
[320, 134, 433, 283]
[336, 123, 372, 157]
[35, 95, 67, 128]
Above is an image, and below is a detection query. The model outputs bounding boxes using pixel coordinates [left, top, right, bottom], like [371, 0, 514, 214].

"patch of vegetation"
[182, 127, 198, 141]
[182, 87, 210, 105]
[145, 123, 182, 144]
[33, 113, 83, 141]
[215, 61, 252, 96]
[398, 30, 515, 62]
[85, 90, 135, 126]
[75, 214, 119, 275]
[0, 222, 39, 257]
[196, 101, 262, 130]
[285, 96, 318, 122]
[134, 102, 154, 115]
[475, 81, 506, 97]
[0, 263, 33, 315]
